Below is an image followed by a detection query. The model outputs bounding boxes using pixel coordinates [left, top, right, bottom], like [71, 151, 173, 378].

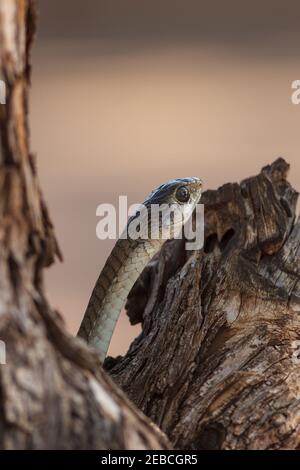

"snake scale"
[78, 177, 202, 361]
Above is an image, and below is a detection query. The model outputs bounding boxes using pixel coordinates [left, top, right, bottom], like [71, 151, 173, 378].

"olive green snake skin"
[78, 177, 202, 361]
[77, 237, 163, 360]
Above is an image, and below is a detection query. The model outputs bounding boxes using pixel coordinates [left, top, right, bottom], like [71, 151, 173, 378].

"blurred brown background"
[31, 1, 300, 356]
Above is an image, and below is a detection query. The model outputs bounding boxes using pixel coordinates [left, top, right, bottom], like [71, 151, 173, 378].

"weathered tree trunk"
[0, 0, 170, 450]
[106, 158, 300, 450]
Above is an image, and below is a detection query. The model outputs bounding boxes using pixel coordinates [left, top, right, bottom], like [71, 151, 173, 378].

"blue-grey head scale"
[144, 177, 202, 206]
[126, 177, 203, 238]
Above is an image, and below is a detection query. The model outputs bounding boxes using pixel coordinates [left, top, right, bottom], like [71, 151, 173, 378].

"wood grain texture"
[1, 0, 300, 452]
[106, 158, 300, 450]
[0, 0, 170, 450]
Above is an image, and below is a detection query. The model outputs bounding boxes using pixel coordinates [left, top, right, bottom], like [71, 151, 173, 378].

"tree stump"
[106, 158, 300, 450]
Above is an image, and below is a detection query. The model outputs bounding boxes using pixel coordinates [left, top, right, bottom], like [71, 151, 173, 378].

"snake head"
[145, 176, 202, 212]
[128, 177, 203, 241]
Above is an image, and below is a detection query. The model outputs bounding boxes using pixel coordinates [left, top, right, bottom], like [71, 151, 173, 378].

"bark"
[106, 158, 300, 450]
[0, 0, 170, 450]
[1, 0, 300, 453]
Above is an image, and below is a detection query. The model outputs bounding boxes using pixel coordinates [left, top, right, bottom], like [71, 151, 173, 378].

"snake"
[77, 177, 203, 361]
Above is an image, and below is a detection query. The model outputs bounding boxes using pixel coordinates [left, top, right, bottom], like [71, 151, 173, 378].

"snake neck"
[77, 237, 163, 361]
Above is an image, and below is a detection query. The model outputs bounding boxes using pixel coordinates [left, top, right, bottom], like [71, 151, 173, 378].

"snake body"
[78, 177, 202, 361]
[77, 237, 162, 360]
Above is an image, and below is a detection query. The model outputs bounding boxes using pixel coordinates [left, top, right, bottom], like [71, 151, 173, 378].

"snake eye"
[175, 186, 190, 203]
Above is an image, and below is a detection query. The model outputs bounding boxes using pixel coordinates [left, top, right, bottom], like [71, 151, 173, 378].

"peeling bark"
[106, 158, 300, 450]
[0, 0, 170, 450]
